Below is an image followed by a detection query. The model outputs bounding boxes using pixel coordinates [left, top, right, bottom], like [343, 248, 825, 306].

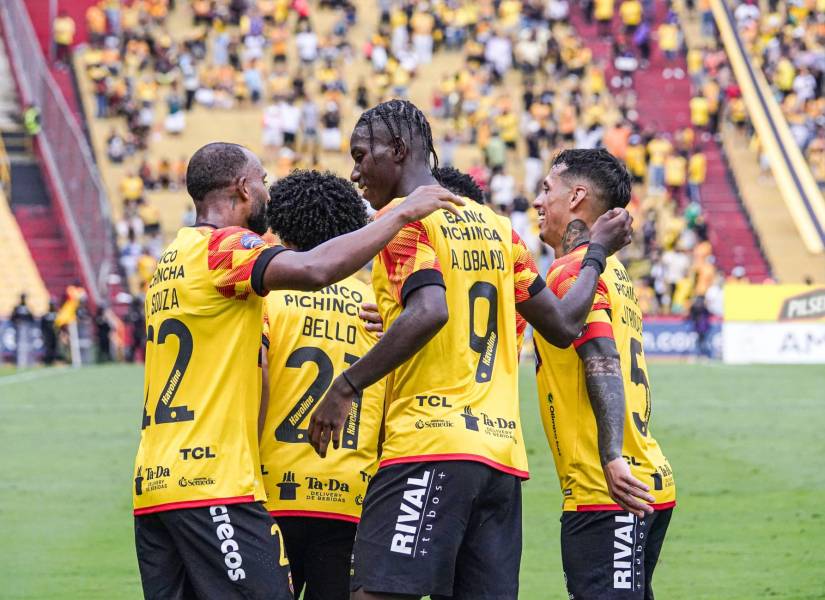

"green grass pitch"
[1, 363, 823, 599]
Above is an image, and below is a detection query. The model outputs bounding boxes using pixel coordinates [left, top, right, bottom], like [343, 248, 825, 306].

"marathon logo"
[780, 289, 825, 321]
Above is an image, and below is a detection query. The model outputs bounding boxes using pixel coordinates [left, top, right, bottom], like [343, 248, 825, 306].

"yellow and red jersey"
[260, 276, 385, 522]
[133, 226, 286, 515]
[372, 199, 544, 479]
[534, 244, 676, 511]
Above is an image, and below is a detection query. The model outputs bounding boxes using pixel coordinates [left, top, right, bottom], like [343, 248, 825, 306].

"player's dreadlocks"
[267, 170, 368, 252]
[355, 99, 440, 178]
[435, 166, 485, 204]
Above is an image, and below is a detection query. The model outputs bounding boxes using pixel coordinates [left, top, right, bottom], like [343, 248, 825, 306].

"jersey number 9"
[468, 282, 499, 384]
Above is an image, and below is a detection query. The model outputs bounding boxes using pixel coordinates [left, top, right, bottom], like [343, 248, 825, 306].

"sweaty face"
[533, 164, 573, 251]
[350, 125, 398, 210]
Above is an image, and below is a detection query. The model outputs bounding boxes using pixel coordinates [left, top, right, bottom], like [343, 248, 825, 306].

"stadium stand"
[566, 0, 771, 292]
[0, 30, 84, 304]
[22, 0, 96, 122]
[678, 0, 825, 282]
[729, 0, 825, 187]
[710, 0, 825, 256]
[70, 0, 770, 316]
[1, 0, 116, 310]
[0, 185, 50, 317]
[10, 0, 821, 318]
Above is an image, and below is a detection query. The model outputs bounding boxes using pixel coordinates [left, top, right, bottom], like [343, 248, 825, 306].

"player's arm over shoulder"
[379, 219, 446, 307]
[513, 236, 606, 347]
[260, 185, 464, 294]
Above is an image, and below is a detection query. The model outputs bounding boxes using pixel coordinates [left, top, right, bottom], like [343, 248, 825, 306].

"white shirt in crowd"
[296, 31, 318, 63]
[279, 101, 301, 135]
[489, 172, 516, 209]
[661, 249, 691, 285]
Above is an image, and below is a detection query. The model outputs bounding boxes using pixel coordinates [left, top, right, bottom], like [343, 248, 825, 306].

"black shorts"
[351, 460, 522, 599]
[277, 516, 356, 600]
[561, 508, 673, 600]
[135, 502, 293, 600]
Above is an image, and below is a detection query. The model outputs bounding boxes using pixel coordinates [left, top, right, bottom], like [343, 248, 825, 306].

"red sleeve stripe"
[572, 321, 615, 349]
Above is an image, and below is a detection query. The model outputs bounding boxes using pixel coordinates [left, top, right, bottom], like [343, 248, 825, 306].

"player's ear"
[391, 136, 408, 163]
[570, 185, 587, 211]
[236, 175, 249, 203]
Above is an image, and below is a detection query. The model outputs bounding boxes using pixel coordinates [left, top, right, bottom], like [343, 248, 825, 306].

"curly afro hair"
[436, 166, 485, 204]
[267, 170, 369, 251]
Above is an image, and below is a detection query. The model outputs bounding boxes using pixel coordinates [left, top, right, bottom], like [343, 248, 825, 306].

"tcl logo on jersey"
[210, 505, 246, 581]
[179, 446, 216, 460]
[416, 395, 453, 408]
[390, 470, 432, 556]
[613, 513, 638, 590]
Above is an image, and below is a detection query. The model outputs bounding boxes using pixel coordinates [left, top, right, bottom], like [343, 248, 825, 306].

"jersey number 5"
[274, 347, 362, 449]
[468, 282, 499, 383]
[142, 318, 195, 429]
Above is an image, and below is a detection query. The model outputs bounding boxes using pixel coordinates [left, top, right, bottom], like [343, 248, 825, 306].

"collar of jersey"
[373, 198, 405, 220]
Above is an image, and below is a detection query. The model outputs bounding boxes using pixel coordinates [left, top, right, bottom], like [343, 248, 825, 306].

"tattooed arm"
[578, 337, 654, 517]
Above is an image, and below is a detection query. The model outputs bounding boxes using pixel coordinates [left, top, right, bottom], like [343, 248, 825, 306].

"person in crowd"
[40, 300, 59, 366]
[53, 10, 76, 66]
[11, 294, 35, 368]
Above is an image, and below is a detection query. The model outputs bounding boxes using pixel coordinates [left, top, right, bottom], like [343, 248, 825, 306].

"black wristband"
[340, 370, 360, 395]
[582, 243, 608, 274]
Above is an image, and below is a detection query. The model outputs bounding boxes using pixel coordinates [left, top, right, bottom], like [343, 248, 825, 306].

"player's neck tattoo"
[562, 219, 590, 255]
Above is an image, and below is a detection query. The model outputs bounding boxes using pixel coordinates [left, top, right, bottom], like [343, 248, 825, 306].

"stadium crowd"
[8, 0, 767, 366]
[71, 0, 732, 322]
[724, 0, 825, 184]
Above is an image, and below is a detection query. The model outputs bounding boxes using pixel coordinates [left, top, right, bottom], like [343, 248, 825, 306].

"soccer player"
[132, 142, 462, 599]
[307, 100, 633, 600]
[259, 170, 386, 600]
[532, 149, 676, 599]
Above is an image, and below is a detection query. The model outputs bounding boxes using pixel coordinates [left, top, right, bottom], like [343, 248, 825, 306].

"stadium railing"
[0, 0, 114, 305]
[710, 0, 825, 254]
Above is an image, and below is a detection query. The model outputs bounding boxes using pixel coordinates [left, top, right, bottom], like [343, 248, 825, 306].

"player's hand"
[308, 377, 355, 458]
[590, 208, 633, 255]
[603, 458, 655, 518]
[360, 302, 384, 338]
[396, 184, 465, 221]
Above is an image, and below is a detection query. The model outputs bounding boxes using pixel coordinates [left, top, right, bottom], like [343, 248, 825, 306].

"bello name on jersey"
[534, 244, 677, 511]
[260, 275, 385, 523]
[372, 199, 544, 479]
